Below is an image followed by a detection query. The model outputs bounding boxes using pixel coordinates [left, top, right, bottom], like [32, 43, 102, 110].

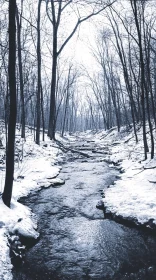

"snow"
[0, 228, 12, 280]
[1, 124, 156, 279]
[0, 129, 62, 280]
[103, 157, 156, 226]
[73, 126, 156, 229]
[94, 126, 156, 229]
[58, 127, 156, 230]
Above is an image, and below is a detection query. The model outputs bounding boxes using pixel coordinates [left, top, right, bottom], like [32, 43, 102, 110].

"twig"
[134, 165, 156, 176]
[144, 166, 156, 170]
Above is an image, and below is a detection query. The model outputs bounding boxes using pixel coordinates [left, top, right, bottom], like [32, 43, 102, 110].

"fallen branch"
[134, 165, 156, 176]
[100, 127, 117, 140]
[124, 126, 156, 144]
[55, 140, 90, 158]
[144, 166, 156, 170]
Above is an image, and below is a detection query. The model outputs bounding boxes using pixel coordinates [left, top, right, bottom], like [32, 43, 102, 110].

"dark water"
[12, 141, 156, 280]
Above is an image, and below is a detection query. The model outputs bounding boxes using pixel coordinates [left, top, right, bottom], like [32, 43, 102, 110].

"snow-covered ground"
[0, 128, 63, 280]
[93, 125, 156, 229]
[0, 124, 156, 279]
[56, 126, 156, 230]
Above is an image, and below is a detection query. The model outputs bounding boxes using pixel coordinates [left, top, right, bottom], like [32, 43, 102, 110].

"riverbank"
[92, 126, 156, 230]
[0, 130, 62, 280]
[0, 125, 156, 279]
[12, 135, 156, 280]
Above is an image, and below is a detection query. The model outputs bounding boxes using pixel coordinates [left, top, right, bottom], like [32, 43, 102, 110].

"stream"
[12, 138, 156, 280]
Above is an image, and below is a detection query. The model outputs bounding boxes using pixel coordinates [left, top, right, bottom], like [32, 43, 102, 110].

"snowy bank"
[0, 130, 63, 280]
[94, 126, 156, 230]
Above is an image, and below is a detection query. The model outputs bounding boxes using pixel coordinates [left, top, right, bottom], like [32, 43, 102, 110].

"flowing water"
[12, 139, 156, 280]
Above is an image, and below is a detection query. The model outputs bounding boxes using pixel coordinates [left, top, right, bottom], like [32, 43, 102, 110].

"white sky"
[38, 1, 107, 76]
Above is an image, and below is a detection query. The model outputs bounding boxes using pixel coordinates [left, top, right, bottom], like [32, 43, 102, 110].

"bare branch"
[57, 0, 116, 55]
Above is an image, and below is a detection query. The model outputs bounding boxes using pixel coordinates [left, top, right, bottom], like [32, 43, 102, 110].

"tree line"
[87, 0, 156, 160]
[1, 0, 156, 207]
[1, 0, 115, 207]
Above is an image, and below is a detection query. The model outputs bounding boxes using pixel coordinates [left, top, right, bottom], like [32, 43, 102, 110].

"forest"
[1, 0, 156, 279]
[0, 0, 155, 145]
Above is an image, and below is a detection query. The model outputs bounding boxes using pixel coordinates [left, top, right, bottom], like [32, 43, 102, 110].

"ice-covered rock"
[11, 218, 39, 240]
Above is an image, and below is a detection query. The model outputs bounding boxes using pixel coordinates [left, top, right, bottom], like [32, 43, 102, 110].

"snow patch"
[96, 126, 156, 229]
[0, 129, 62, 279]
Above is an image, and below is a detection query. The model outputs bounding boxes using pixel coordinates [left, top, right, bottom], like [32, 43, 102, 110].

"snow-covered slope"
[0, 124, 156, 279]
[0, 129, 63, 280]
[94, 126, 156, 229]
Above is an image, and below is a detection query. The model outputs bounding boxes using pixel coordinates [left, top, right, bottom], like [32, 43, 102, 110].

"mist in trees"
[87, 0, 156, 159]
[1, 0, 156, 206]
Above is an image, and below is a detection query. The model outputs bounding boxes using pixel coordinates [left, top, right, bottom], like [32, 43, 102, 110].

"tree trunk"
[48, 29, 57, 140]
[36, 0, 42, 145]
[131, 0, 149, 159]
[16, 5, 25, 139]
[41, 85, 45, 141]
[2, 0, 17, 207]
[61, 66, 71, 137]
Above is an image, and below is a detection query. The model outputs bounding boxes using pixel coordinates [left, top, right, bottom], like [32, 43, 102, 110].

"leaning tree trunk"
[2, 0, 17, 207]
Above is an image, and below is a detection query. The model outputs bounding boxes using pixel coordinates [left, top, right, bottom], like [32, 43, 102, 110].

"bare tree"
[2, 0, 17, 207]
[130, 0, 153, 159]
[45, 0, 116, 139]
[36, 0, 42, 145]
[16, 0, 25, 139]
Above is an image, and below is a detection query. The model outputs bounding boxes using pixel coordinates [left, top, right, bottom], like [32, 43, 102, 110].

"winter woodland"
[0, 0, 156, 279]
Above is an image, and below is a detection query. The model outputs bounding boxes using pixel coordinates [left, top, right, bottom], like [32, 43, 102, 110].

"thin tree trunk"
[36, 0, 42, 145]
[48, 30, 57, 140]
[61, 66, 72, 137]
[16, 4, 25, 139]
[41, 85, 45, 141]
[2, 0, 17, 207]
[131, 0, 149, 159]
